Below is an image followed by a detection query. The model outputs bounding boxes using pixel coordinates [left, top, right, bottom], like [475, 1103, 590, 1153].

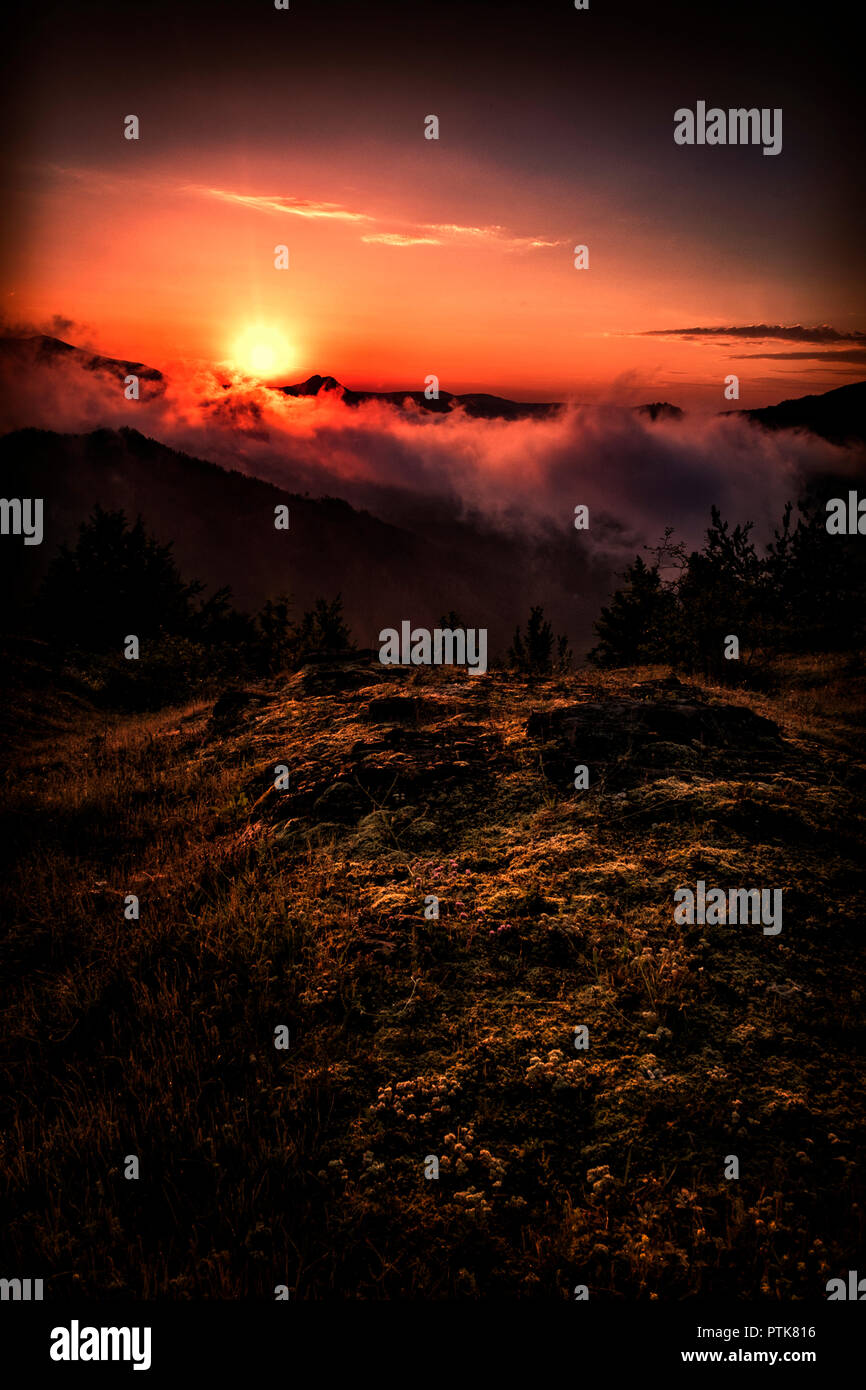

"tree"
[253, 594, 294, 674]
[509, 605, 570, 674]
[589, 493, 866, 677]
[289, 594, 354, 663]
[439, 610, 467, 631]
[588, 556, 677, 668]
[38, 506, 204, 651]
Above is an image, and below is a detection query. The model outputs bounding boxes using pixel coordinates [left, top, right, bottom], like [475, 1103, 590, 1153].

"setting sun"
[230, 324, 295, 380]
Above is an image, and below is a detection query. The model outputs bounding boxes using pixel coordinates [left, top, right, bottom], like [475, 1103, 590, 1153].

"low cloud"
[0, 312, 95, 346]
[0, 340, 854, 563]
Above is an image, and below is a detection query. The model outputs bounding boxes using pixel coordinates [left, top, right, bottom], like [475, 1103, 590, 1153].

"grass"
[1, 655, 864, 1298]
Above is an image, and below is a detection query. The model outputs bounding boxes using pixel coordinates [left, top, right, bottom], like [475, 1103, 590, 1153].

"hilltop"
[1, 655, 864, 1296]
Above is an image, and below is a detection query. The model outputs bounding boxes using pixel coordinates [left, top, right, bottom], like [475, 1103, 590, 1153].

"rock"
[209, 689, 251, 730]
[295, 664, 374, 696]
[312, 779, 366, 822]
[528, 698, 781, 750]
[363, 695, 430, 723]
[644, 740, 699, 767]
[527, 695, 783, 787]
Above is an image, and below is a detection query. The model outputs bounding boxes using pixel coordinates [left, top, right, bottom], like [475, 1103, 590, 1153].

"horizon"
[2, 0, 864, 412]
[5, 327, 866, 413]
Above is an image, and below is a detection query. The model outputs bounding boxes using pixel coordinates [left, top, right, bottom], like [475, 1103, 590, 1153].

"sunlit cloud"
[361, 232, 442, 246]
[191, 186, 373, 222]
[422, 222, 564, 250]
[192, 185, 562, 251]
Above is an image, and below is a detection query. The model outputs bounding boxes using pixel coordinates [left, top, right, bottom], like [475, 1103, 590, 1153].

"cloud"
[361, 232, 442, 246]
[44, 166, 564, 255]
[0, 312, 95, 345]
[420, 222, 565, 250]
[642, 324, 866, 344]
[190, 186, 373, 222]
[737, 349, 866, 364]
[1, 343, 854, 565]
[191, 185, 561, 251]
[6, 342, 861, 654]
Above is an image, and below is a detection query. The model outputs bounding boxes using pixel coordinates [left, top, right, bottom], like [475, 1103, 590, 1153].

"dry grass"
[1, 657, 864, 1298]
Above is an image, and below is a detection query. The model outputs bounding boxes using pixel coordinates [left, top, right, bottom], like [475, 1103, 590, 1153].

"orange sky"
[5, 151, 861, 409]
[2, 2, 863, 409]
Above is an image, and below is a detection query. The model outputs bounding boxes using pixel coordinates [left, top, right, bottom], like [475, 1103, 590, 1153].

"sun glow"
[231, 323, 295, 379]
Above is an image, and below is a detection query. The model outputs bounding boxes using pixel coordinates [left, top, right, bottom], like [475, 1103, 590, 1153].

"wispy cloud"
[738, 348, 866, 364]
[190, 186, 373, 222]
[192, 185, 561, 251]
[43, 165, 565, 254]
[641, 324, 866, 344]
[361, 232, 442, 246]
[422, 222, 564, 250]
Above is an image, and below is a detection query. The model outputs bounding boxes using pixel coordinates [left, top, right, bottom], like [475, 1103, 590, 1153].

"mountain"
[737, 379, 866, 447]
[5, 336, 862, 440]
[279, 374, 690, 422]
[0, 426, 607, 653]
[278, 373, 562, 420]
[281, 372, 866, 438]
[0, 334, 165, 397]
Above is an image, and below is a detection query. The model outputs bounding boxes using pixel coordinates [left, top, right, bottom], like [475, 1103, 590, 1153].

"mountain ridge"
[0, 424, 606, 653]
[3, 334, 863, 439]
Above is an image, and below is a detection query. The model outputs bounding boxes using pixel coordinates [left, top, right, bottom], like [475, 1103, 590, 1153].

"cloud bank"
[0, 340, 857, 568]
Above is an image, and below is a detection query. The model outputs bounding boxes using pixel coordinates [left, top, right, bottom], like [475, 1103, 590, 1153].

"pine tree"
[38, 505, 204, 650]
[509, 606, 568, 674]
[588, 556, 676, 667]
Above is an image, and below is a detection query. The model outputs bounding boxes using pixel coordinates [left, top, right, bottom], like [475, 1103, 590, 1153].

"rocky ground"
[1, 656, 864, 1297]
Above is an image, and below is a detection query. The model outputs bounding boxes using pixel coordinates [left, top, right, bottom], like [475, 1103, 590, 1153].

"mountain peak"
[280, 374, 343, 397]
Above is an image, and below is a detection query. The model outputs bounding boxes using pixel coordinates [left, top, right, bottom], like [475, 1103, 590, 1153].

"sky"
[1, 0, 863, 408]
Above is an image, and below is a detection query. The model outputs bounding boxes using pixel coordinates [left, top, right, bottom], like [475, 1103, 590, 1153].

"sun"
[231, 323, 295, 379]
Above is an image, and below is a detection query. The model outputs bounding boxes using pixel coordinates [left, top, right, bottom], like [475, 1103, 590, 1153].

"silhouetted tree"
[673, 507, 769, 677]
[509, 605, 570, 674]
[38, 506, 204, 650]
[439, 610, 467, 631]
[589, 492, 866, 675]
[253, 594, 294, 674]
[588, 556, 677, 667]
[289, 594, 354, 663]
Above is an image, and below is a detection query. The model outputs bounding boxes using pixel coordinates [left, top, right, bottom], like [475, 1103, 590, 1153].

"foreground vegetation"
[1, 651, 864, 1298]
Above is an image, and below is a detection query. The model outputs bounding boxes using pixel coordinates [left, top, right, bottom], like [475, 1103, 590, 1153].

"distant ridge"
[0, 334, 165, 394]
[278, 375, 692, 422]
[2, 335, 863, 441]
[278, 374, 561, 420]
[0, 425, 606, 653]
[734, 380, 866, 447]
